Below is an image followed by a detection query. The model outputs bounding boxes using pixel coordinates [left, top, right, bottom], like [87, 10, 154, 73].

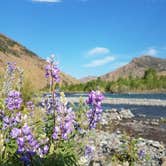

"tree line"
[60, 68, 166, 93]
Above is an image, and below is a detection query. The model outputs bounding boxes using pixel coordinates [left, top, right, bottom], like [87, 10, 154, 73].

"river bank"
[100, 109, 166, 145]
[81, 109, 166, 166]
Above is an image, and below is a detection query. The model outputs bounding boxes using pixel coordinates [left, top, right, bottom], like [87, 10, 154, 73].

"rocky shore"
[82, 109, 166, 166]
[100, 109, 166, 145]
[84, 130, 166, 166]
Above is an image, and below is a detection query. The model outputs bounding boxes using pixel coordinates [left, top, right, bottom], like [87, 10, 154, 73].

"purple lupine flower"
[61, 107, 75, 140]
[52, 96, 75, 140]
[45, 64, 60, 83]
[10, 128, 21, 138]
[3, 116, 17, 129]
[86, 91, 104, 129]
[2, 62, 18, 96]
[7, 62, 16, 74]
[11, 124, 49, 162]
[138, 150, 145, 159]
[29, 139, 38, 148]
[22, 124, 31, 136]
[2, 116, 10, 130]
[52, 126, 59, 140]
[42, 96, 54, 114]
[0, 109, 5, 119]
[86, 90, 104, 105]
[2, 113, 23, 130]
[26, 101, 35, 111]
[26, 134, 33, 141]
[45, 55, 60, 83]
[85, 145, 94, 158]
[17, 137, 25, 147]
[3, 116, 10, 124]
[17, 146, 25, 153]
[5, 90, 22, 110]
[43, 145, 49, 154]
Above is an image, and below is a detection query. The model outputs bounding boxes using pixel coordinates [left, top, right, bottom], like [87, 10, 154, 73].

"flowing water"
[66, 93, 166, 118]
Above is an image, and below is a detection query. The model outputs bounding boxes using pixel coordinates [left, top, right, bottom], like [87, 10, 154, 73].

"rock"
[116, 130, 121, 134]
[101, 109, 134, 126]
[161, 157, 166, 166]
[150, 119, 160, 126]
[109, 109, 121, 120]
[86, 130, 166, 166]
[147, 140, 165, 149]
[119, 109, 135, 119]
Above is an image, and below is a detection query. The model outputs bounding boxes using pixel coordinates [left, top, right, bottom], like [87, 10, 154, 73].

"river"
[66, 93, 166, 118]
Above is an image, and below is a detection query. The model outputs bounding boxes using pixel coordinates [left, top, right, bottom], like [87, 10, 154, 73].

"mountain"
[79, 76, 97, 83]
[101, 55, 166, 81]
[0, 33, 79, 89]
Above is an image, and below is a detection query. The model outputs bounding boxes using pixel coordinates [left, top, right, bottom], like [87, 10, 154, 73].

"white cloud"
[32, 0, 62, 3]
[145, 48, 158, 56]
[87, 47, 110, 56]
[84, 56, 115, 68]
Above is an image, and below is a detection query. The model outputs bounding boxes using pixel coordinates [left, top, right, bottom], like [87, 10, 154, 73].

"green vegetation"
[112, 135, 150, 166]
[61, 68, 166, 93]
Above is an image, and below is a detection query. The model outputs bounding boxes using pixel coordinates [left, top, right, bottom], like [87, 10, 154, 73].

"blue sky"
[0, 0, 166, 78]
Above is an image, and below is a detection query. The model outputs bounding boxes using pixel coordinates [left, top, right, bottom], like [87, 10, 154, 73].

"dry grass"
[0, 34, 79, 90]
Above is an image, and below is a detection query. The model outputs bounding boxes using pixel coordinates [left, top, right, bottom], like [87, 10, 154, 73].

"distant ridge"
[0, 33, 79, 89]
[79, 76, 97, 83]
[101, 55, 166, 81]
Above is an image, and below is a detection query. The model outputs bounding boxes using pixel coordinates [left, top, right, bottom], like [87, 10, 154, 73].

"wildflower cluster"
[2, 62, 24, 96]
[0, 56, 104, 166]
[10, 124, 49, 164]
[45, 54, 60, 84]
[5, 90, 22, 110]
[41, 93, 57, 114]
[2, 112, 22, 130]
[2, 62, 16, 95]
[86, 90, 104, 129]
[52, 92, 75, 140]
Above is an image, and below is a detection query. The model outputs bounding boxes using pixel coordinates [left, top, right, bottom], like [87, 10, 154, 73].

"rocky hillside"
[0, 33, 79, 89]
[101, 55, 166, 81]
